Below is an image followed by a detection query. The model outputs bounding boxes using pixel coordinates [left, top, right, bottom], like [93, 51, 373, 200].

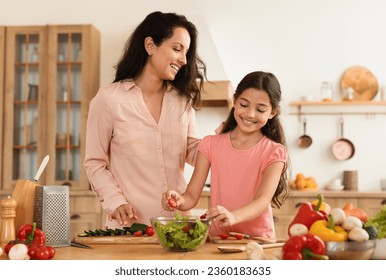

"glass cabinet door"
[2, 25, 99, 192]
[3, 26, 47, 189]
[55, 33, 82, 182]
[46, 25, 100, 190]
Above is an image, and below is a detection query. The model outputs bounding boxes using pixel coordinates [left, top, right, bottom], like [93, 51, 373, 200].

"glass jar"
[320, 81, 333, 101]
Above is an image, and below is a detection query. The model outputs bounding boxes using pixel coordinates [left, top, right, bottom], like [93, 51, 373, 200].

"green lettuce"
[365, 205, 386, 238]
[153, 214, 208, 251]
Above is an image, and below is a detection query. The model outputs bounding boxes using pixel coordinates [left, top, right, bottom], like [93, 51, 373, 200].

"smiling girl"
[84, 11, 207, 228]
[163, 71, 290, 238]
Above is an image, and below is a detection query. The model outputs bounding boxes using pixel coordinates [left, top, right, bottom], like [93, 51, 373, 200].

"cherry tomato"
[235, 234, 243, 240]
[219, 233, 229, 240]
[36, 246, 50, 260]
[145, 226, 154, 236]
[46, 246, 56, 259]
[200, 213, 207, 219]
[182, 226, 191, 233]
[167, 197, 177, 208]
[28, 246, 38, 260]
[134, 230, 143, 237]
[4, 241, 15, 255]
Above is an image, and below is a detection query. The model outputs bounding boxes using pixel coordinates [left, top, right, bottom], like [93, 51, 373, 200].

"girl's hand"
[161, 190, 184, 211]
[109, 203, 138, 226]
[207, 205, 238, 227]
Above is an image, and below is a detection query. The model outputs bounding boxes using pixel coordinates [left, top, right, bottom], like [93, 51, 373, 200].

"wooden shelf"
[290, 100, 386, 106]
[289, 100, 386, 118]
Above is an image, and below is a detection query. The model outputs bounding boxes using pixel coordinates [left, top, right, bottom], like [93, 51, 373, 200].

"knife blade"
[33, 155, 49, 182]
[229, 232, 287, 244]
[71, 241, 93, 249]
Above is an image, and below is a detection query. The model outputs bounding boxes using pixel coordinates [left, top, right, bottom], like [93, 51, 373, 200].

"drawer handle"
[273, 216, 279, 222]
[71, 214, 81, 220]
[381, 199, 386, 205]
[295, 202, 304, 208]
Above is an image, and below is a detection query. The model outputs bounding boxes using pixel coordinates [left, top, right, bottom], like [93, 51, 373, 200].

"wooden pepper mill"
[0, 196, 17, 247]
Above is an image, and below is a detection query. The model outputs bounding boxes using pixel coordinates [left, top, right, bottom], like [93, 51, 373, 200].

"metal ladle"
[297, 118, 313, 148]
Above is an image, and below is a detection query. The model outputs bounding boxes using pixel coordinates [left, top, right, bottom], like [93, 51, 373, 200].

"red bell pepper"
[288, 194, 328, 236]
[17, 222, 46, 247]
[282, 234, 328, 260]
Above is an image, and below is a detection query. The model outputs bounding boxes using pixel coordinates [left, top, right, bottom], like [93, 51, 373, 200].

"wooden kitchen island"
[51, 243, 279, 260]
[0, 242, 280, 260]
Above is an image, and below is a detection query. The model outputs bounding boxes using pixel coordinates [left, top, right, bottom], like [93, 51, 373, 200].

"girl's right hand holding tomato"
[161, 190, 184, 211]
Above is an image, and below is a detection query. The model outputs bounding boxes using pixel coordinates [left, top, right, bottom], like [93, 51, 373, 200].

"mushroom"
[342, 216, 362, 231]
[289, 223, 308, 236]
[329, 208, 346, 225]
[245, 241, 266, 260]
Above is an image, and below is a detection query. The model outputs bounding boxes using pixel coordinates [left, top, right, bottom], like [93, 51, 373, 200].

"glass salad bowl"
[326, 240, 376, 260]
[150, 215, 211, 252]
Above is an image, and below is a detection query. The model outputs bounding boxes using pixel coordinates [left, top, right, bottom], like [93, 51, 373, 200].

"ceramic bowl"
[150, 216, 210, 252]
[326, 240, 376, 260]
[371, 238, 386, 259]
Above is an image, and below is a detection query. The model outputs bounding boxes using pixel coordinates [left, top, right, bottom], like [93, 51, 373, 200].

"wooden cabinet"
[69, 191, 105, 238]
[273, 191, 386, 239]
[200, 80, 233, 108]
[1, 24, 102, 237]
[0, 26, 4, 186]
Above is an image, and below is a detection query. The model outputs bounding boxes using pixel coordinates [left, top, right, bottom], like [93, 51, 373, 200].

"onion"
[8, 244, 30, 260]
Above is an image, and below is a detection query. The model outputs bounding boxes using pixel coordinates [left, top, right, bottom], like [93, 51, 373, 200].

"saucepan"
[332, 118, 355, 160]
[297, 118, 312, 148]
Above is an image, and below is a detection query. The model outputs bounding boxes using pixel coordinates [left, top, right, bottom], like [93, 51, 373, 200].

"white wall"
[1, 0, 386, 191]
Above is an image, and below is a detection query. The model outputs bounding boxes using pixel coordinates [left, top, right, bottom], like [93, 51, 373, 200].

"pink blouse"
[84, 80, 199, 228]
[199, 133, 287, 238]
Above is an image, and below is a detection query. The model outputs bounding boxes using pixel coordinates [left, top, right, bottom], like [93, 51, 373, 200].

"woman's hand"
[161, 190, 184, 211]
[207, 205, 238, 227]
[109, 204, 138, 226]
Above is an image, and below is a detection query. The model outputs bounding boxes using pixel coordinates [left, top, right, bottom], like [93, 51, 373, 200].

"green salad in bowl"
[151, 213, 210, 251]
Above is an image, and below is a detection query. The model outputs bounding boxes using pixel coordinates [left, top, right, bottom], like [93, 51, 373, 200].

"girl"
[162, 71, 289, 238]
[84, 11, 207, 228]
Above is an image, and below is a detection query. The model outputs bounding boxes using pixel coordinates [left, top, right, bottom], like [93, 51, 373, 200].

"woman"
[163, 71, 290, 238]
[84, 11, 207, 228]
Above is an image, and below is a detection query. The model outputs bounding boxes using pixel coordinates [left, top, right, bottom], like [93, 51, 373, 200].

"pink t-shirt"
[199, 133, 287, 238]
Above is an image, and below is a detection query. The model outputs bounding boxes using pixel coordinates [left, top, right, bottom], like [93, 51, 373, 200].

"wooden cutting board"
[340, 66, 379, 100]
[73, 235, 159, 244]
[210, 236, 287, 244]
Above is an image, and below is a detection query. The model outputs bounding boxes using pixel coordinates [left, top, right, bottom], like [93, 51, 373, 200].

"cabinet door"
[0, 26, 5, 188]
[3, 26, 48, 190]
[358, 198, 386, 217]
[45, 25, 100, 190]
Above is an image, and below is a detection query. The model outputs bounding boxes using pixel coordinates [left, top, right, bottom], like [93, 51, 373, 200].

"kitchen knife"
[71, 241, 93, 249]
[33, 155, 49, 182]
[229, 232, 287, 244]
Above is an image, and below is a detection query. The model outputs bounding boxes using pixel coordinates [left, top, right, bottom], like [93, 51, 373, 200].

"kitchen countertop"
[0, 242, 279, 260]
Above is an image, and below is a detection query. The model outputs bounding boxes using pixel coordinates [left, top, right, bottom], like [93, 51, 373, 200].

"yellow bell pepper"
[309, 215, 348, 242]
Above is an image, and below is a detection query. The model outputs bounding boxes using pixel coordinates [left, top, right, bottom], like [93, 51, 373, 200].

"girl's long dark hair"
[221, 71, 290, 209]
[113, 11, 207, 109]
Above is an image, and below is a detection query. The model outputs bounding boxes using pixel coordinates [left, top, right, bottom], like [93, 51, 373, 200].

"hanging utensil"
[332, 118, 355, 160]
[297, 118, 313, 148]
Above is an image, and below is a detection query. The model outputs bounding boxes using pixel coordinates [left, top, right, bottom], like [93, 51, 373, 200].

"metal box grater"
[33, 185, 71, 247]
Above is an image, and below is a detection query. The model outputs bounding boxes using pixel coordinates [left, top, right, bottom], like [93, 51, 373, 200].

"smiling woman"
[83, 11, 208, 229]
